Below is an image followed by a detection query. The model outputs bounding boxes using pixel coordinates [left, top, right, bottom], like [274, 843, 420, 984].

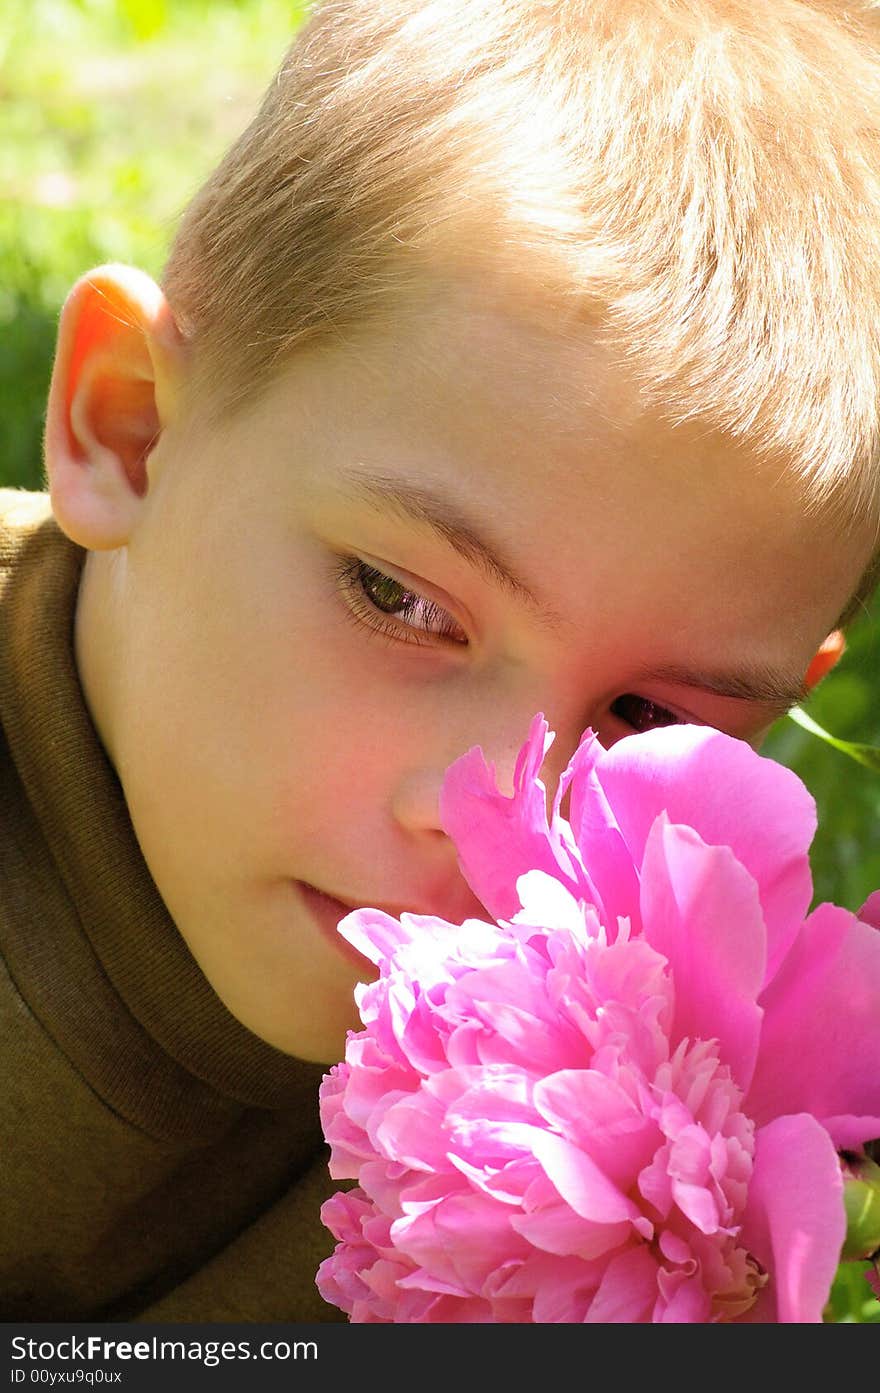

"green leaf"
[825, 1260, 880, 1322]
[787, 706, 880, 773]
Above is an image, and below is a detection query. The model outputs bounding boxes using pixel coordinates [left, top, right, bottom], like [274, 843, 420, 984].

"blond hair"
[164, 0, 880, 552]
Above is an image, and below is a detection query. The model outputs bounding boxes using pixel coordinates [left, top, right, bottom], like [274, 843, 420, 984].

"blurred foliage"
[0, 0, 307, 482]
[825, 1261, 880, 1324]
[1, 0, 878, 1325]
[764, 628, 880, 915]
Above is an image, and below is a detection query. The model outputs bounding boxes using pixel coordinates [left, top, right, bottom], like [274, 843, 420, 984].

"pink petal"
[640, 816, 765, 1092]
[564, 731, 643, 930]
[585, 1245, 659, 1322]
[374, 1092, 449, 1170]
[447, 954, 552, 1022]
[475, 1007, 582, 1073]
[393, 1190, 528, 1295]
[496, 1252, 604, 1322]
[671, 1180, 720, 1235]
[529, 1130, 641, 1224]
[858, 890, 880, 931]
[512, 1205, 631, 1260]
[439, 713, 599, 919]
[338, 906, 452, 965]
[747, 902, 880, 1141]
[533, 1069, 661, 1187]
[739, 1114, 844, 1322]
[570, 725, 816, 985]
[816, 1114, 880, 1151]
[512, 870, 589, 933]
[656, 1272, 712, 1322]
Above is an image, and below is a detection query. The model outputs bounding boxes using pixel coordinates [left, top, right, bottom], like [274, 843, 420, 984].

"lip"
[293, 880, 378, 972]
[294, 879, 489, 966]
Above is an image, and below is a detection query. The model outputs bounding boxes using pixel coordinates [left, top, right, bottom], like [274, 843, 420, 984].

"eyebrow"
[337, 467, 810, 716]
[634, 661, 810, 717]
[337, 467, 569, 631]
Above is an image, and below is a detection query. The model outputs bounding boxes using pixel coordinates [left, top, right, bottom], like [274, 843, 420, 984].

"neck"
[74, 548, 124, 776]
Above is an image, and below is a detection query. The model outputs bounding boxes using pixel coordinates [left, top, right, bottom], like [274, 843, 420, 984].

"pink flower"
[317, 716, 880, 1322]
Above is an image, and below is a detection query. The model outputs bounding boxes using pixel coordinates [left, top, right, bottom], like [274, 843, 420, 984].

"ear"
[803, 629, 846, 691]
[44, 264, 188, 550]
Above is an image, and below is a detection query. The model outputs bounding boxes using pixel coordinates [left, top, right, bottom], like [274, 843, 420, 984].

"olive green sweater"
[0, 489, 344, 1322]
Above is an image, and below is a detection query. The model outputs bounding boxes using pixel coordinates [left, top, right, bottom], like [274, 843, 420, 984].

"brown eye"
[610, 695, 680, 732]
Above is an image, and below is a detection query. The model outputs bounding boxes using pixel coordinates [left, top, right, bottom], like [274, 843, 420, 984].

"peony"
[317, 716, 880, 1322]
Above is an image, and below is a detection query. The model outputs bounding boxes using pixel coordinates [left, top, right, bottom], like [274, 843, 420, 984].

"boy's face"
[74, 282, 868, 1063]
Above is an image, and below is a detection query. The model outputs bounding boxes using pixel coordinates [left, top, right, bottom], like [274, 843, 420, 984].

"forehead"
[250, 281, 870, 655]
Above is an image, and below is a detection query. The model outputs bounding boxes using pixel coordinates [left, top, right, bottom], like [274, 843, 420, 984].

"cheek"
[127, 521, 440, 865]
[257, 630, 410, 859]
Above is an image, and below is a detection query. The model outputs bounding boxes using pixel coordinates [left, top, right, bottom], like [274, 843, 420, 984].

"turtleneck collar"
[0, 491, 326, 1137]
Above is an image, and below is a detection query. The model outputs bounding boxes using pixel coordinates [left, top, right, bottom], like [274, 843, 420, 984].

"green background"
[2, 0, 878, 1322]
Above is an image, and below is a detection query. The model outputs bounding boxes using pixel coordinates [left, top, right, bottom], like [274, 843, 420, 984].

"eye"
[610, 694, 681, 733]
[334, 556, 468, 646]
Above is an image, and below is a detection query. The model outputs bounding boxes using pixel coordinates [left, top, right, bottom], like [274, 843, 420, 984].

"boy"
[2, 0, 878, 1321]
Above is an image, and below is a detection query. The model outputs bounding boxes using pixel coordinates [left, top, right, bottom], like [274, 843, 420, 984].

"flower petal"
[533, 1069, 661, 1186]
[640, 816, 765, 1092]
[440, 713, 600, 918]
[570, 725, 816, 984]
[529, 1130, 641, 1224]
[747, 902, 880, 1142]
[585, 1246, 659, 1322]
[739, 1114, 844, 1323]
[511, 1205, 631, 1260]
[858, 890, 880, 931]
